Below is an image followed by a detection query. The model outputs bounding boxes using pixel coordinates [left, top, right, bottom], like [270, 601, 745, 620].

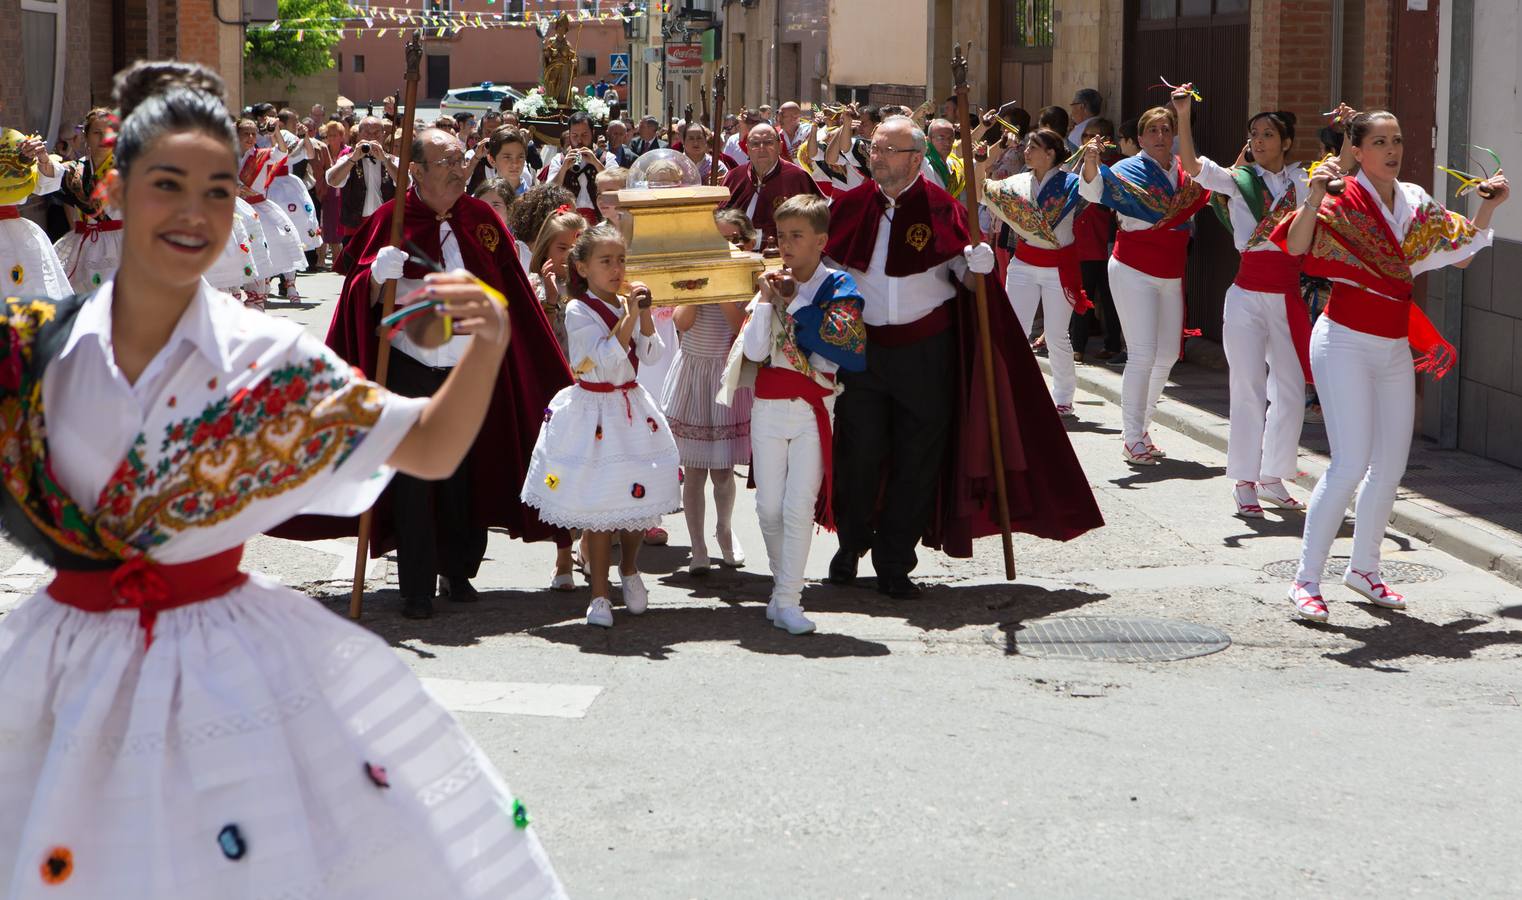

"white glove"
[963, 242, 996, 275]
[371, 245, 407, 284]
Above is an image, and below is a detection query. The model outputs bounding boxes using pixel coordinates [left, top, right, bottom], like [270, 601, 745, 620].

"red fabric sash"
[240, 148, 272, 192]
[48, 547, 249, 649]
[1013, 243, 1093, 314]
[582, 293, 637, 372]
[577, 379, 640, 421]
[1112, 228, 1191, 279]
[71, 219, 123, 236]
[0, 206, 19, 221]
[864, 301, 952, 347]
[1236, 250, 1312, 383]
[1325, 282, 1457, 378]
[755, 366, 837, 530]
[271, 158, 290, 180]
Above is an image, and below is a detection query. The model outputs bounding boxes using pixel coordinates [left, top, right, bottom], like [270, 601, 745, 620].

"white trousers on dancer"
[1108, 258, 1184, 444]
[1294, 317, 1413, 584]
[1223, 284, 1306, 482]
[751, 396, 829, 609]
[1005, 258, 1076, 407]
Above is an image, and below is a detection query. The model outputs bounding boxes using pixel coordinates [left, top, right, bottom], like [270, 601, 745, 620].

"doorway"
[426, 55, 451, 102]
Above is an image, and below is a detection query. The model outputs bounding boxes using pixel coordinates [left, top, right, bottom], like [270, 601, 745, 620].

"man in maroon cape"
[722, 122, 822, 244]
[824, 116, 1103, 598]
[273, 128, 573, 618]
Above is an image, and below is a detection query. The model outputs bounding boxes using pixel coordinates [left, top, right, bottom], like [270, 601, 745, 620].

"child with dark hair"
[0, 60, 564, 897]
[520, 223, 680, 628]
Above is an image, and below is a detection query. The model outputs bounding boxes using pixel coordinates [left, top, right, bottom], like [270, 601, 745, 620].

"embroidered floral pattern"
[1245, 184, 1298, 249]
[1401, 200, 1479, 263]
[93, 356, 386, 552]
[1315, 204, 1413, 286]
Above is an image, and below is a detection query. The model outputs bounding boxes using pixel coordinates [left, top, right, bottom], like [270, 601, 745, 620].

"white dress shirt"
[827, 175, 968, 327]
[389, 221, 472, 368]
[326, 152, 395, 218]
[1194, 156, 1305, 253]
[740, 264, 841, 378]
[1067, 116, 1097, 151]
[723, 133, 750, 167]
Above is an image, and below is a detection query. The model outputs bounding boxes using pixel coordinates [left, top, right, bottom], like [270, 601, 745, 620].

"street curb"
[1041, 356, 1522, 589]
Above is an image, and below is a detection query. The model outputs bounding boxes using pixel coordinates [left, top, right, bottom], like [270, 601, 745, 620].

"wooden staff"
[709, 66, 727, 186]
[700, 79, 711, 128]
[665, 98, 675, 149]
[350, 31, 425, 620]
[952, 43, 1016, 580]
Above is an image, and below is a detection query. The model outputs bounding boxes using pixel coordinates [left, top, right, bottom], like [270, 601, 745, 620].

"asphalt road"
[6, 270, 1522, 897]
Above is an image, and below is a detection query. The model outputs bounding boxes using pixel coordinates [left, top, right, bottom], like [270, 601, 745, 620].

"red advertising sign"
[666, 43, 703, 70]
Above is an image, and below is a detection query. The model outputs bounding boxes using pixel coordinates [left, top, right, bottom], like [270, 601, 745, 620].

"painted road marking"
[419, 677, 603, 719]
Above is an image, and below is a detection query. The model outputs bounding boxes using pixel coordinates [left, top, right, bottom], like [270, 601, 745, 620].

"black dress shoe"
[876, 574, 922, 600]
[439, 576, 480, 603]
[400, 595, 435, 619]
[826, 550, 859, 587]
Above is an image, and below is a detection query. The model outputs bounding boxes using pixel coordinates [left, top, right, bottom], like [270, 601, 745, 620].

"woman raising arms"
[1277, 110, 1508, 622]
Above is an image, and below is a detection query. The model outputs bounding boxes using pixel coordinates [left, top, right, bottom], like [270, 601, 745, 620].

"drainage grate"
[1008, 616, 1231, 662]
[1261, 558, 1446, 584]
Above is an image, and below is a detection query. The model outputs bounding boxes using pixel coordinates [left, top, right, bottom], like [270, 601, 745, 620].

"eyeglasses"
[747, 138, 778, 148]
[421, 154, 469, 169]
[867, 144, 918, 157]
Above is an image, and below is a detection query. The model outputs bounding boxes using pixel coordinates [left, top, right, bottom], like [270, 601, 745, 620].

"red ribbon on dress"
[1324, 282, 1457, 378]
[1235, 250, 1313, 383]
[754, 366, 838, 531]
[577, 379, 639, 421]
[71, 219, 123, 238]
[47, 546, 249, 650]
[1012, 242, 1094, 314]
[0, 206, 20, 221]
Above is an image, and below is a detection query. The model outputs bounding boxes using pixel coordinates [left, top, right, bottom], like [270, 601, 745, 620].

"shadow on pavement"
[1299, 605, 1522, 672]
[1222, 513, 1317, 548]
[1110, 459, 1225, 490]
[800, 579, 1110, 646]
[1063, 419, 1122, 436]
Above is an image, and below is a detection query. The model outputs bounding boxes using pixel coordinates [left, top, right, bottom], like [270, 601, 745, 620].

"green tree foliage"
[244, 0, 355, 85]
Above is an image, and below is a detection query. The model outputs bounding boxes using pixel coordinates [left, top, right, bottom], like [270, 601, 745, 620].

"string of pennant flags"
[253, 3, 655, 40]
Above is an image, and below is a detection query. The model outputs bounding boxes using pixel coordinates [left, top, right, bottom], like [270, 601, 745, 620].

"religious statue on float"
[540, 14, 577, 108]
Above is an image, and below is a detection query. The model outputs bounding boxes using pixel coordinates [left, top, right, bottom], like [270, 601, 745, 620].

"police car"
[438, 82, 525, 115]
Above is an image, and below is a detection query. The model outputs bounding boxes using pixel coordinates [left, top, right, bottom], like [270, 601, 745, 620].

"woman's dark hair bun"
[113, 61, 227, 124]
[1276, 110, 1297, 128]
[109, 60, 236, 175]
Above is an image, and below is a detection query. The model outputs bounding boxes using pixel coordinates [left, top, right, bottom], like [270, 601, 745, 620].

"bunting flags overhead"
[250, 2, 651, 38]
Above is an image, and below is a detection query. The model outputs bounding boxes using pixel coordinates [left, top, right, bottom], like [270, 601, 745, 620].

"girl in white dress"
[0, 129, 70, 299]
[521, 223, 681, 628]
[234, 120, 307, 301]
[0, 62, 564, 898]
[52, 109, 124, 293]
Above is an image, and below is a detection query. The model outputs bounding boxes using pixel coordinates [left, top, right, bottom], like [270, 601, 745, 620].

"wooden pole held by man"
[952, 42, 1017, 580]
[350, 31, 425, 619]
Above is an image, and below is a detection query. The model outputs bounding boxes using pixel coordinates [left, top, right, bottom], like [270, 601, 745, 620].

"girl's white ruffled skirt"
[53, 225, 122, 294]
[521, 382, 681, 532]
[267, 175, 322, 252]
[0, 573, 565, 899]
[249, 198, 308, 276]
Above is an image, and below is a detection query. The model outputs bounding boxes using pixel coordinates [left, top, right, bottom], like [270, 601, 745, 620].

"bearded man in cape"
[824, 116, 1103, 598]
[274, 128, 573, 617]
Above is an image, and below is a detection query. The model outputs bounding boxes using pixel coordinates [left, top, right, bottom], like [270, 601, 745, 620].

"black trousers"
[386, 352, 489, 599]
[832, 328, 955, 579]
[1069, 258, 1123, 354]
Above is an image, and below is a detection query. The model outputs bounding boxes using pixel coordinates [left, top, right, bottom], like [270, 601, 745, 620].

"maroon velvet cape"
[721, 158, 822, 239]
[270, 189, 574, 555]
[826, 177, 1105, 555]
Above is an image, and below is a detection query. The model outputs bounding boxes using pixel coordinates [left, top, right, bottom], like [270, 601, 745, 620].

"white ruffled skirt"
[53, 222, 122, 293]
[0, 573, 565, 899]
[204, 201, 261, 290]
[267, 175, 322, 252]
[0, 216, 70, 300]
[249, 198, 308, 276]
[521, 382, 682, 532]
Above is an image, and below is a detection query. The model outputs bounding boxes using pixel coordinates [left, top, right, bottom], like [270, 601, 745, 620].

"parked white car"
[439, 83, 525, 116]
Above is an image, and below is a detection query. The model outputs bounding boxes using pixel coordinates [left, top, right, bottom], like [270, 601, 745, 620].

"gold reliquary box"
[614, 185, 766, 307]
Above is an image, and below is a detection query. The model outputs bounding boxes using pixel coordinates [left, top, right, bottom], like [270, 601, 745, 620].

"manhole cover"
[1261, 558, 1446, 584]
[1008, 616, 1231, 662]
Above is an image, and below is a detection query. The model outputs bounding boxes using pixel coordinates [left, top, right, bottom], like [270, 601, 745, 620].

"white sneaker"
[766, 598, 778, 621]
[773, 605, 816, 635]
[620, 573, 648, 614]
[586, 597, 614, 628]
